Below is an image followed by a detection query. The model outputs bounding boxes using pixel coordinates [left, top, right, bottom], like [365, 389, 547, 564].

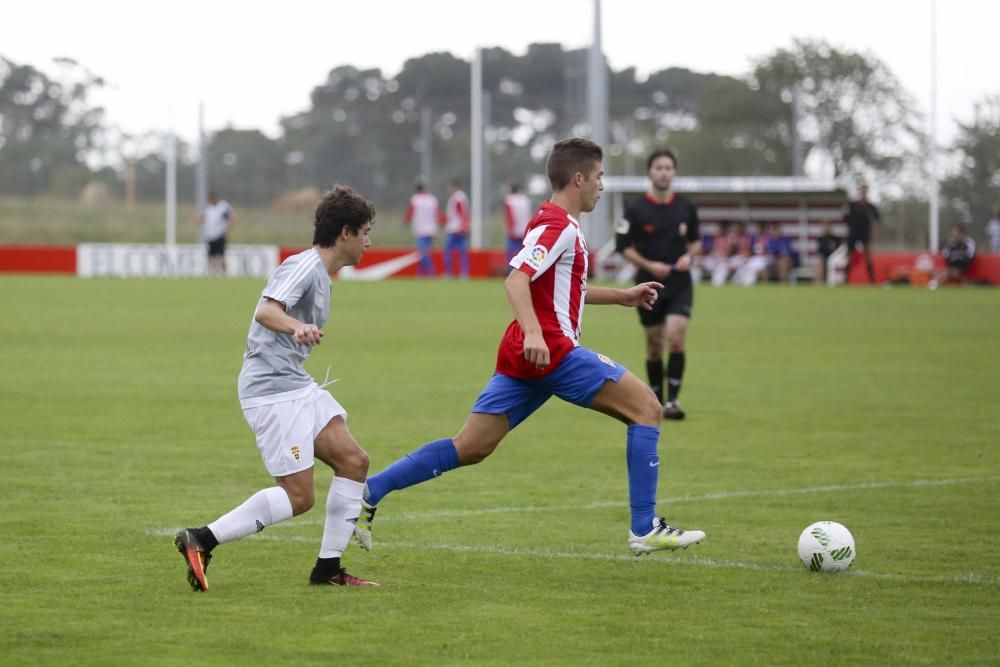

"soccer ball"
[798, 521, 856, 572]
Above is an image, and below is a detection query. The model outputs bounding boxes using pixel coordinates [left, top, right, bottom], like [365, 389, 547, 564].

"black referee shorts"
[638, 279, 693, 327]
[207, 236, 227, 258]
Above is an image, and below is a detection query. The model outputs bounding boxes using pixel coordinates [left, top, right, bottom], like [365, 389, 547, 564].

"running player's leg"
[364, 374, 548, 508]
[560, 350, 703, 552]
[175, 398, 314, 591]
[310, 414, 377, 585]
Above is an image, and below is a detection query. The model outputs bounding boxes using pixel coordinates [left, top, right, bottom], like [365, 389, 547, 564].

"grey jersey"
[238, 248, 330, 401]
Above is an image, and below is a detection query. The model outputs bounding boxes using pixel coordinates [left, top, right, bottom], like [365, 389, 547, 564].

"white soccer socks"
[319, 477, 364, 558]
[207, 486, 293, 545]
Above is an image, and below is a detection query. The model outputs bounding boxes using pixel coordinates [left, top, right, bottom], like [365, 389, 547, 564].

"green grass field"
[0, 196, 515, 248]
[1, 277, 998, 665]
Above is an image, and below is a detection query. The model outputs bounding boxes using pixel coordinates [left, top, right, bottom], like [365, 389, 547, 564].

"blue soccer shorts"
[471, 346, 627, 429]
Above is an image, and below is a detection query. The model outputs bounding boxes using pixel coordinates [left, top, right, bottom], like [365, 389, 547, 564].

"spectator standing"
[202, 192, 236, 277]
[404, 183, 443, 277]
[443, 179, 471, 279]
[842, 182, 880, 283]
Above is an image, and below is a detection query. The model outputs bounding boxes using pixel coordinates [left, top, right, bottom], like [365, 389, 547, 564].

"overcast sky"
[1, 0, 995, 146]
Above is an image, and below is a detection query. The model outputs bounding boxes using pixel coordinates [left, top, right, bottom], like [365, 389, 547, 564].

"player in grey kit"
[174, 185, 378, 589]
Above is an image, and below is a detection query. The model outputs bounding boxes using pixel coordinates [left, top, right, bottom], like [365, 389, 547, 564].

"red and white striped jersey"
[497, 201, 589, 379]
[444, 190, 470, 234]
[404, 193, 442, 237]
[503, 192, 533, 240]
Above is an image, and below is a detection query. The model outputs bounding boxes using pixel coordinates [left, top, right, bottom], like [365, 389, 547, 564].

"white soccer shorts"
[241, 383, 347, 477]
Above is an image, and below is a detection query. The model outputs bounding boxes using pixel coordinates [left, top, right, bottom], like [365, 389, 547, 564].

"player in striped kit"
[174, 185, 379, 589]
[404, 182, 443, 277]
[504, 182, 533, 261]
[356, 139, 705, 557]
[442, 179, 471, 278]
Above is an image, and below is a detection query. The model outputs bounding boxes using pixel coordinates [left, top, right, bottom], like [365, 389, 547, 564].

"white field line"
[290, 474, 1000, 524]
[151, 530, 999, 587]
[151, 475, 1000, 588]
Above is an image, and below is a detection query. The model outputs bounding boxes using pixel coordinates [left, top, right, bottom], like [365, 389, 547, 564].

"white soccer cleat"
[628, 517, 705, 555]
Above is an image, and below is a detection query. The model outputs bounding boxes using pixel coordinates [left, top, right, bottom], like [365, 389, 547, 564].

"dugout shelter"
[598, 175, 848, 281]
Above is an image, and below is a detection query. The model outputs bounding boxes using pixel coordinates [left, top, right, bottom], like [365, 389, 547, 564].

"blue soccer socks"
[626, 424, 660, 535]
[365, 438, 460, 506]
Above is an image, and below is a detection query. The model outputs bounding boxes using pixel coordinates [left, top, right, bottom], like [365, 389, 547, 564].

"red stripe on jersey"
[498, 202, 587, 379]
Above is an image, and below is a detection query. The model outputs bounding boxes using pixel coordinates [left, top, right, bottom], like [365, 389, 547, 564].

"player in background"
[615, 150, 701, 420]
[404, 182, 443, 277]
[356, 138, 705, 557]
[503, 182, 533, 262]
[201, 191, 236, 277]
[174, 185, 378, 590]
[443, 179, 471, 279]
[842, 182, 880, 283]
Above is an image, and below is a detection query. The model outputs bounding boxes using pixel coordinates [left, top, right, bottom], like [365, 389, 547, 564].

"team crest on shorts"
[597, 353, 616, 367]
[290, 445, 301, 461]
[526, 245, 547, 268]
[679, 222, 688, 236]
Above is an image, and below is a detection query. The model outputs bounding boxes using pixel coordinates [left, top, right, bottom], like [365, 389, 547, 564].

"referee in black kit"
[615, 149, 701, 420]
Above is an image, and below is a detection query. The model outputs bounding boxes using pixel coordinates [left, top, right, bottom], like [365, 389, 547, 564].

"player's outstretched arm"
[586, 283, 661, 310]
[254, 298, 324, 347]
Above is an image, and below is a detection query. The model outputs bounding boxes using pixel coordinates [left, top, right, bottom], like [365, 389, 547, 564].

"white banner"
[77, 244, 279, 278]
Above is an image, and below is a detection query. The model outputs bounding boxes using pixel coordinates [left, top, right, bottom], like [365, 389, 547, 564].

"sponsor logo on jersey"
[291, 445, 301, 461]
[526, 245, 548, 269]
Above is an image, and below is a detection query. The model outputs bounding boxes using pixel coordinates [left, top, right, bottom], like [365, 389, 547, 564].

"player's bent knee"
[639, 396, 662, 425]
[453, 437, 499, 466]
[289, 489, 315, 516]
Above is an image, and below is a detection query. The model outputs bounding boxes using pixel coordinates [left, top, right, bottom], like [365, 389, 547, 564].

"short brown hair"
[313, 185, 376, 247]
[646, 149, 677, 171]
[546, 138, 603, 191]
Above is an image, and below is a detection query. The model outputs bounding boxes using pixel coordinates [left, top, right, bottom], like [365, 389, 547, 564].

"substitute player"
[503, 182, 533, 261]
[404, 182, 443, 277]
[442, 178, 471, 278]
[174, 185, 378, 590]
[615, 149, 701, 420]
[356, 138, 705, 556]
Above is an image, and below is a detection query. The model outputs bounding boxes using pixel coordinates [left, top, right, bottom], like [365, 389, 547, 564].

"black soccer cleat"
[174, 528, 213, 592]
[662, 401, 686, 420]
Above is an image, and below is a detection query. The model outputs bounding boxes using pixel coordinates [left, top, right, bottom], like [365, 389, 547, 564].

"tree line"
[1, 41, 997, 239]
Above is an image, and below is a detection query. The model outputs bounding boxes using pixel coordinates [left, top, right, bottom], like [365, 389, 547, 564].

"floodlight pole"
[586, 0, 610, 248]
[470, 47, 484, 250]
[195, 102, 207, 216]
[165, 118, 177, 248]
[420, 106, 433, 188]
[928, 0, 940, 252]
